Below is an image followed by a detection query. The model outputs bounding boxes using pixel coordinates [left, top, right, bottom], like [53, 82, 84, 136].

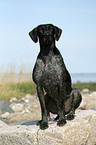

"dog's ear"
[54, 26, 62, 41]
[29, 27, 38, 43]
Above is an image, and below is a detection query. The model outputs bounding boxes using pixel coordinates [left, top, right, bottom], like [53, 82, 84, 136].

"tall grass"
[0, 82, 36, 101]
[0, 63, 32, 84]
[0, 65, 35, 101]
[73, 81, 96, 91]
[0, 80, 96, 101]
[0, 65, 96, 101]
[0, 72, 31, 84]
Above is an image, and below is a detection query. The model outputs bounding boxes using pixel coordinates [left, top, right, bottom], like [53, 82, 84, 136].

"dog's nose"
[44, 31, 50, 36]
[46, 33, 50, 36]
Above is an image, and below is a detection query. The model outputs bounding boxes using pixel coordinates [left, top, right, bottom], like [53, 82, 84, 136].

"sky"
[0, 0, 96, 73]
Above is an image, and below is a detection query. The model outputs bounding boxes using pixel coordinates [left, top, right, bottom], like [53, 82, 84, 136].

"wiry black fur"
[45, 88, 82, 121]
[29, 24, 82, 130]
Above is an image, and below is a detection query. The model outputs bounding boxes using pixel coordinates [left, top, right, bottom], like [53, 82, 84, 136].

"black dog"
[45, 88, 82, 121]
[29, 24, 82, 130]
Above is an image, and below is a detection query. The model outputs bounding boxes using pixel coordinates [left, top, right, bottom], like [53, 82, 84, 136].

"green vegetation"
[0, 81, 96, 101]
[0, 82, 36, 101]
[73, 81, 96, 91]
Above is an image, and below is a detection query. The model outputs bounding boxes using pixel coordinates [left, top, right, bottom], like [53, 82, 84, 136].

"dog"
[29, 24, 82, 130]
[45, 88, 82, 121]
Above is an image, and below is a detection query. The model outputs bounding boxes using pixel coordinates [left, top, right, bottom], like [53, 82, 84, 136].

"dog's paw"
[66, 114, 75, 120]
[37, 120, 49, 130]
[40, 121, 49, 130]
[37, 120, 42, 126]
[57, 119, 67, 127]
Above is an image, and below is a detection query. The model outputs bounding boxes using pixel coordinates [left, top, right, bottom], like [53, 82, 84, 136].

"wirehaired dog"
[45, 88, 82, 121]
[29, 24, 82, 130]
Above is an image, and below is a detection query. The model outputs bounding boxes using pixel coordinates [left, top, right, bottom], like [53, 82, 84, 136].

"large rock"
[0, 101, 14, 114]
[81, 92, 96, 109]
[10, 103, 24, 112]
[0, 120, 8, 128]
[0, 110, 96, 145]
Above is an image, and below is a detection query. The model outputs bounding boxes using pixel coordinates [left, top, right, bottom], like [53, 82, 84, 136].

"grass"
[0, 81, 96, 101]
[0, 82, 36, 101]
[73, 81, 96, 91]
[0, 72, 31, 84]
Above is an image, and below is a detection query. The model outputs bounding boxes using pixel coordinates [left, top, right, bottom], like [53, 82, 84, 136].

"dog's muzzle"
[43, 35, 53, 44]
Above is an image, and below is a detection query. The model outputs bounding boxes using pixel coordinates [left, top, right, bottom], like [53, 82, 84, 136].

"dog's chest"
[33, 55, 62, 85]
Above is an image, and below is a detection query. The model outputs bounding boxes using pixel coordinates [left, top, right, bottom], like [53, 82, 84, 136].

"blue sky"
[0, 0, 96, 73]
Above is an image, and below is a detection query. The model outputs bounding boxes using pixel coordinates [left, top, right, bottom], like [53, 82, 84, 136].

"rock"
[0, 110, 96, 145]
[82, 93, 96, 109]
[1, 112, 10, 118]
[0, 120, 8, 128]
[10, 103, 24, 112]
[89, 91, 96, 97]
[0, 101, 14, 114]
[82, 88, 89, 93]
[23, 94, 34, 101]
[10, 97, 17, 102]
[21, 108, 30, 114]
[78, 100, 87, 110]
[91, 107, 96, 110]
[25, 99, 30, 103]
[22, 94, 37, 102]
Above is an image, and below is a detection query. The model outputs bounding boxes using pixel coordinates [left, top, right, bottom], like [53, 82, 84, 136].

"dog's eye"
[39, 29, 43, 33]
[39, 28, 44, 33]
[48, 27, 53, 31]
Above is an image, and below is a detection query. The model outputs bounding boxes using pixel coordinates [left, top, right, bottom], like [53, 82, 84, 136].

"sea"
[71, 73, 96, 83]
[0, 73, 96, 83]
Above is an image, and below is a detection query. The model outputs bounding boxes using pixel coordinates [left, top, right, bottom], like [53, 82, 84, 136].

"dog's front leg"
[37, 85, 48, 130]
[57, 86, 67, 126]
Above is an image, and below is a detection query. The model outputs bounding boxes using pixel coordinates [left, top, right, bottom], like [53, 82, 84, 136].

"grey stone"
[10, 97, 17, 102]
[82, 88, 89, 93]
[0, 110, 96, 145]
[89, 91, 96, 97]
[78, 100, 87, 110]
[0, 120, 8, 128]
[1, 112, 10, 118]
[10, 103, 24, 112]
[90, 107, 96, 110]
[0, 101, 14, 114]
[82, 93, 96, 109]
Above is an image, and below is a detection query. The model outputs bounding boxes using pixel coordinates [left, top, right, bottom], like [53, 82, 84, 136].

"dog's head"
[29, 24, 62, 46]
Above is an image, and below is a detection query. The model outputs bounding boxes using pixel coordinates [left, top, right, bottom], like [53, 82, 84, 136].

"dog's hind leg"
[66, 108, 75, 120]
[66, 92, 75, 120]
[66, 88, 82, 120]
